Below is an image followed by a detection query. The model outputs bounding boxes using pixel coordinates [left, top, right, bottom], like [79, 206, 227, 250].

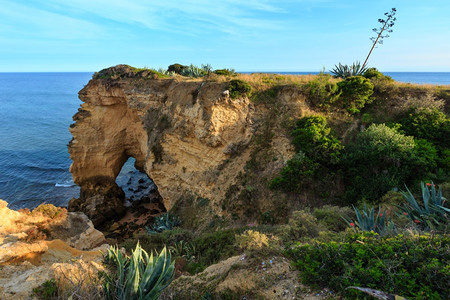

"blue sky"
[0, 0, 449, 72]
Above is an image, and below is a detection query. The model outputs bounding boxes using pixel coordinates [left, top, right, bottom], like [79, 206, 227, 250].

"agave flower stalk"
[361, 8, 397, 70]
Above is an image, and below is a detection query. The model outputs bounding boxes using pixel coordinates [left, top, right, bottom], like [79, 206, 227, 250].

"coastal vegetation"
[14, 65, 449, 299]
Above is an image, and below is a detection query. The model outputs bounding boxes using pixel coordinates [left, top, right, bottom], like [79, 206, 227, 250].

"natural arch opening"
[114, 157, 166, 230]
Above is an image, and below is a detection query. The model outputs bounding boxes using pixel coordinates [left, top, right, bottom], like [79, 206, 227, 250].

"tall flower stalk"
[361, 8, 397, 70]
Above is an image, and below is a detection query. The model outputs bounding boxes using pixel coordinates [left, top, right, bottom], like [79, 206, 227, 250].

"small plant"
[169, 241, 197, 261]
[32, 279, 57, 299]
[146, 213, 181, 234]
[344, 205, 395, 235]
[214, 68, 236, 76]
[180, 64, 207, 78]
[151, 143, 163, 163]
[304, 73, 341, 107]
[279, 210, 320, 242]
[103, 243, 175, 300]
[330, 61, 367, 79]
[397, 182, 449, 230]
[228, 79, 252, 99]
[236, 230, 269, 250]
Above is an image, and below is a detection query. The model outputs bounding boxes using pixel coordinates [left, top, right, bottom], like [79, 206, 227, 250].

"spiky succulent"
[146, 212, 181, 234]
[330, 62, 367, 79]
[103, 243, 175, 300]
[396, 181, 449, 230]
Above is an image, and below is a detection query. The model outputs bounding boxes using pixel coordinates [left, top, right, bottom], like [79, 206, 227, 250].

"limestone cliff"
[68, 65, 305, 227]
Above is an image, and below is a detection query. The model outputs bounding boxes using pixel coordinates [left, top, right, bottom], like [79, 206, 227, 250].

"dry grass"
[53, 260, 105, 300]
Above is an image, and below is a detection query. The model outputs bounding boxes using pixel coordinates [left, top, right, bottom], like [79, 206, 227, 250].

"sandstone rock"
[68, 69, 259, 226]
[0, 201, 108, 300]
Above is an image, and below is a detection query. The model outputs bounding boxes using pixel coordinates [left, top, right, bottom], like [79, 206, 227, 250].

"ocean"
[1, 72, 449, 210]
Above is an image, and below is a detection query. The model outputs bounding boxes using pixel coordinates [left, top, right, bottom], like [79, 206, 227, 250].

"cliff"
[68, 65, 450, 229]
[68, 65, 301, 227]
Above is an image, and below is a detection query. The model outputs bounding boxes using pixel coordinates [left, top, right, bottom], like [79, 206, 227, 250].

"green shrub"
[337, 76, 374, 114]
[167, 63, 187, 74]
[121, 228, 193, 254]
[291, 115, 343, 166]
[103, 243, 174, 300]
[304, 73, 341, 107]
[279, 210, 320, 243]
[271, 115, 342, 193]
[192, 229, 240, 269]
[363, 67, 393, 81]
[287, 232, 449, 299]
[269, 152, 318, 192]
[228, 79, 252, 99]
[343, 124, 424, 203]
[214, 68, 235, 76]
[313, 205, 354, 232]
[32, 279, 58, 299]
[398, 108, 450, 172]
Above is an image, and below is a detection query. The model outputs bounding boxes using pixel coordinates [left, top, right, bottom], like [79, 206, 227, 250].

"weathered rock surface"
[160, 254, 330, 299]
[0, 200, 107, 299]
[69, 65, 299, 227]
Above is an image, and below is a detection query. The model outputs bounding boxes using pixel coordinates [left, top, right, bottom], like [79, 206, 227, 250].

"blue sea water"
[0, 72, 449, 210]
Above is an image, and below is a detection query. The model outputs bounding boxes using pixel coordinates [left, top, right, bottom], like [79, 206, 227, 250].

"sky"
[0, 0, 449, 72]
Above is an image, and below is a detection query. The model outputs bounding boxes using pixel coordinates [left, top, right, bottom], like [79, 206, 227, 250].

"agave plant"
[103, 243, 175, 300]
[169, 241, 197, 261]
[146, 212, 181, 234]
[344, 205, 394, 234]
[330, 61, 368, 79]
[180, 64, 207, 78]
[397, 181, 449, 230]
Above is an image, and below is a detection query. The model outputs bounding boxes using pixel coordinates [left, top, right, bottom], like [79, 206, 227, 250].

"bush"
[228, 79, 252, 99]
[343, 124, 424, 203]
[313, 205, 354, 232]
[337, 76, 374, 114]
[192, 229, 240, 269]
[304, 73, 341, 107]
[271, 115, 342, 193]
[291, 115, 343, 166]
[32, 279, 57, 299]
[167, 63, 187, 74]
[269, 152, 318, 192]
[287, 232, 449, 299]
[363, 67, 393, 81]
[236, 230, 269, 250]
[214, 68, 235, 76]
[279, 210, 320, 243]
[399, 108, 450, 149]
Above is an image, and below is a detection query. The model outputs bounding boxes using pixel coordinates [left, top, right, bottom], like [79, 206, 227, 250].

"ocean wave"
[55, 181, 76, 187]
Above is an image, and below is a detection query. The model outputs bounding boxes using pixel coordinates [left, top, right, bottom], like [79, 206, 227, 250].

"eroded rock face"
[69, 66, 256, 226]
[0, 200, 107, 299]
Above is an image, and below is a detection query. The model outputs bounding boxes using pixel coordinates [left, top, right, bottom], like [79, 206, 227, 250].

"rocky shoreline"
[0, 200, 107, 299]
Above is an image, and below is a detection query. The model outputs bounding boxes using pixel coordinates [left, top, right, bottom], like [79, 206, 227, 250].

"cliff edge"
[68, 65, 300, 227]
